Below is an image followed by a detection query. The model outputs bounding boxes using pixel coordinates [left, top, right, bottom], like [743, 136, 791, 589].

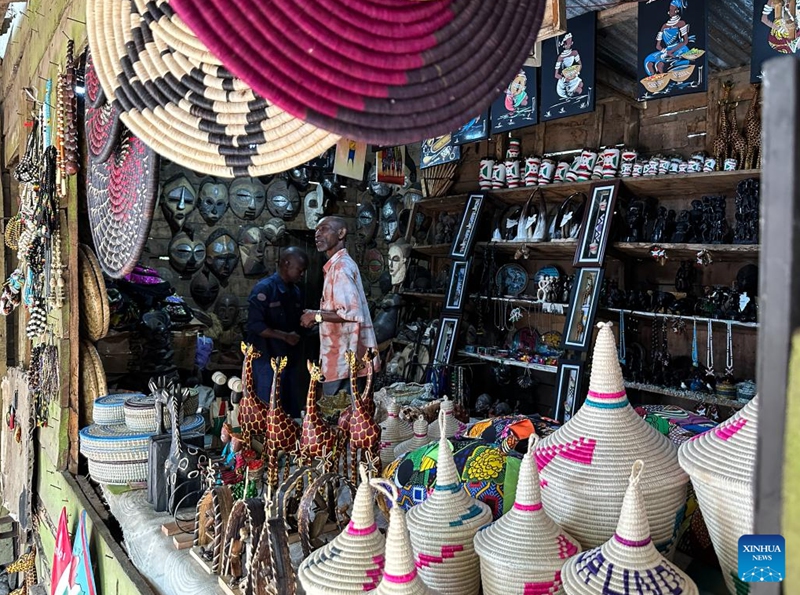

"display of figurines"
[434, 212, 457, 245]
[505, 139, 521, 188]
[650, 206, 676, 244]
[733, 178, 759, 244]
[700, 196, 731, 244]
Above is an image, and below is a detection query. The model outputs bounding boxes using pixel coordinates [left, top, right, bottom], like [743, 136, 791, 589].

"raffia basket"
[534, 322, 688, 555]
[79, 244, 110, 342]
[394, 416, 431, 459]
[381, 400, 414, 466]
[679, 396, 758, 595]
[123, 391, 199, 433]
[93, 393, 142, 426]
[561, 461, 699, 595]
[87, 458, 148, 485]
[475, 437, 581, 595]
[80, 340, 108, 426]
[406, 408, 492, 595]
[427, 396, 463, 440]
[298, 466, 387, 594]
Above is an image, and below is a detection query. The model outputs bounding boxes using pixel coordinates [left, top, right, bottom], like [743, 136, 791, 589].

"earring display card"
[451, 192, 487, 259]
[434, 315, 462, 365]
[574, 180, 620, 267]
[444, 259, 472, 312]
[554, 359, 585, 422]
[562, 267, 604, 351]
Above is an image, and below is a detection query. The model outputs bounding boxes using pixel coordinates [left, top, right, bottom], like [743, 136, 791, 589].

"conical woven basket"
[561, 461, 699, 595]
[298, 466, 386, 594]
[427, 397, 463, 440]
[535, 322, 688, 554]
[394, 416, 431, 459]
[679, 396, 758, 595]
[406, 409, 492, 595]
[475, 437, 581, 595]
[373, 479, 437, 595]
[381, 400, 415, 466]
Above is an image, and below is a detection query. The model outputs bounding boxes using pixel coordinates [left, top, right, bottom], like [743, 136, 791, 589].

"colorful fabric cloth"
[466, 415, 538, 450]
[319, 249, 379, 382]
[383, 438, 522, 519]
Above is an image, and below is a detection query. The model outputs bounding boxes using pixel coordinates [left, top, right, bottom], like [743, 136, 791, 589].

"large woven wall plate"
[86, 0, 338, 178]
[79, 244, 110, 342]
[171, 0, 549, 145]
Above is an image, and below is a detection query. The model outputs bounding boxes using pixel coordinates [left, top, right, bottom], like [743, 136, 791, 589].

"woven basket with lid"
[406, 408, 492, 595]
[534, 322, 688, 554]
[93, 393, 144, 426]
[475, 437, 581, 595]
[394, 416, 431, 459]
[679, 396, 758, 595]
[381, 400, 414, 466]
[426, 396, 464, 440]
[561, 461, 699, 595]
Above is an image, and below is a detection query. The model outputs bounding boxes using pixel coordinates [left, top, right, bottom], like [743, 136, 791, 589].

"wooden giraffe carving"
[744, 85, 762, 170]
[713, 81, 733, 168]
[344, 350, 381, 484]
[300, 361, 338, 472]
[5, 550, 37, 595]
[728, 99, 747, 168]
[336, 351, 376, 431]
[238, 342, 270, 447]
[265, 356, 300, 489]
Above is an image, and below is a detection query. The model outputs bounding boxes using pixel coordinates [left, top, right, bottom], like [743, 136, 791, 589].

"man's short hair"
[280, 246, 309, 267]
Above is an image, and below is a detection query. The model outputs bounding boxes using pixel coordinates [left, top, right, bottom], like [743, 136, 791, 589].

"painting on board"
[489, 66, 538, 134]
[451, 112, 489, 146]
[751, 1, 800, 82]
[540, 11, 596, 122]
[637, 0, 708, 101]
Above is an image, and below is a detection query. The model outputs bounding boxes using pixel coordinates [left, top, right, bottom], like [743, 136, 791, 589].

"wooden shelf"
[602, 308, 758, 329]
[476, 240, 578, 258]
[412, 243, 451, 256]
[611, 242, 759, 262]
[624, 381, 746, 410]
[457, 350, 558, 374]
[416, 169, 761, 213]
[473, 295, 569, 314]
[400, 292, 445, 302]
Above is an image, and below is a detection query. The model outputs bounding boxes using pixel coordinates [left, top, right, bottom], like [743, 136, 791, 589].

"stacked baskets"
[394, 416, 431, 458]
[535, 322, 688, 554]
[427, 397, 463, 440]
[561, 461, 699, 595]
[475, 438, 582, 595]
[406, 409, 492, 595]
[679, 396, 759, 594]
[123, 390, 199, 433]
[380, 400, 414, 466]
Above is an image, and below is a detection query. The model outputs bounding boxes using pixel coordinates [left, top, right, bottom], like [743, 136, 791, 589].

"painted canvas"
[451, 111, 489, 145]
[541, 11, 596, 121]
[489, 66, 538, 133]
[332, 138, 367, 181]
[637, 0, 708, 101]
[420, 134, 461, 169]
[751, 1, 800, 82]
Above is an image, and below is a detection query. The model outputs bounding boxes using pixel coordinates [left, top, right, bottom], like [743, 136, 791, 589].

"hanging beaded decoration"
[691, 319, 699, 368]
[29, 343, 59, 427]
[705, 319, 715, 378]
[725, 322, 734, 378]
[618, 310, 626, 366]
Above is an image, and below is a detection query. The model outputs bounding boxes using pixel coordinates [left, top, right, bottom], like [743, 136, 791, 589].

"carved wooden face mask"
[229, 177, 266, 220]
[168, 231, 206, 276]
[303, 185, 325, 230]
[190, 270, 220, 310]
[162, 174, 197, 231]
[266, 178, 300, 220]
[198, 180, 229, 225]
[205, 229, 240, 282]
[237, 225, 267, 277]
[214, 292, 240, 330]
[356, 201, 377, 242]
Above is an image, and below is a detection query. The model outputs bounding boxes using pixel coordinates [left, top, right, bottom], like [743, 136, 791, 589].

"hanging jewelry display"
[725, 322, 734, 378]
[60, 39, 79, 176]
[691, 320, 699, 368]
[618, 310, 626, 366]
[705, 320, 715, 378]
[29, 342, 59, 427]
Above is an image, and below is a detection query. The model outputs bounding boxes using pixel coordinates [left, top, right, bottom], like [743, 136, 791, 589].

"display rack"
[603, 307, 759, 329]
[624, 381, 747, 410]
[457, 350, 558, 374]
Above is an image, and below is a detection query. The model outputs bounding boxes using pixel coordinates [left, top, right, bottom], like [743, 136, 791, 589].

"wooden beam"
[596, 63, 643, 109]
[597, 1, 643, 30]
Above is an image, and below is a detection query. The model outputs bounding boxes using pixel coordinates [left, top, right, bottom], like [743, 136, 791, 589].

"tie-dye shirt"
[319, 249, 379, 382]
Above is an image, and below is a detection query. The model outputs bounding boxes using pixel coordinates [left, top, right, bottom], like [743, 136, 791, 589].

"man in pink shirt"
[300, 216, 379, 395]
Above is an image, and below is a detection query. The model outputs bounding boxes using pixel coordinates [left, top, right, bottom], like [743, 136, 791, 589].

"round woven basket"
[534, 322, 688, 555]
[381, 400, 414, 466]
[80, 340, 107, 425]
[93, 393, 145, 426]
[79, 245, 110, 341]
[679, 396, 758, 595]
[87, 458, 148, 485]
[123, 391, 199, 433]
[298, 466, 387, 594]
[475, 437, 581, 595]
[394, 416, 431, 459]
[427, 396, 464, 440]
[561, 461, 699, 595]
[406, 409, 493, 595]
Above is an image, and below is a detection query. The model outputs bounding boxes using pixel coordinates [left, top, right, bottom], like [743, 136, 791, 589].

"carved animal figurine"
[265, 357, 300, 489]
[300, 361, 338, 472]
[238, 342, 270, 448]
[4, 550, 36, 595]
[163, 381, 207, 514]
[195, 484, 234, 574]
[344, 350, 381, 484]
[744, 84, 762, 170]
[713, 82, 733, 168]
[336, 351, 377, 431]
[728, 101, 747, 168]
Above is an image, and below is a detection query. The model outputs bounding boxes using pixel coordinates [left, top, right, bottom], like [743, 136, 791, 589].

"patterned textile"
[318, 249, 379, 382]
[383, 438, 522, 519]
[466, 414, 560, 450]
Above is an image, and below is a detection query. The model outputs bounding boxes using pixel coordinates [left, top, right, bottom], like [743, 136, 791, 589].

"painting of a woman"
[643, 0, 694, 76]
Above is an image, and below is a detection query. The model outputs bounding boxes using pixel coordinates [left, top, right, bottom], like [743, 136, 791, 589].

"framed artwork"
[444, 259, 472, 312]
[524, 41, 544, 68]
[450, 192, 486, 258]
[637, 0, 708, 101]
[751, 1, 800, 82]
[490, 66, 538, 134]
[433, 315, 462, 365]
[540, 11, 596, 122]
[420, 134, 461, 169]
[536, 0, 568, 42]
[554, 359, 584, 422]
[562, 267, 604, 351]
[573, 180, 619, 267]
[376, 147, 405, 185]
[332, 138, 367, 181]
[452, 111, 490, 145]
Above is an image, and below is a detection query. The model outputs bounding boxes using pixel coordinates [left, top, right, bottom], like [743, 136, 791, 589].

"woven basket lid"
[381, 400, 414, 466]
[427, 396, 463, 440]
[86, 0, 338, 178]
[474, 438, 581, 590]
[86, 48, 159, 280]
[94, 393, 141, 425]
[534, 322, 688, 552]
[79, 245, 110, 341]
[394, 416, 431, 458]
[298, 466, 387, 594]
[80, 340, 107, 426]
[170, 0, 548, 145]
[561, 461, 699, 595]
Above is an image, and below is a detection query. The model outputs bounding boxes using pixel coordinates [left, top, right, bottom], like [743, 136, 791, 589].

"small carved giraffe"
[728, 99, 747, 168]
[744, 85, 761, 170]
[344, 350, 381, 485]
[300, 361, 338, 472]
[336, 351, 376, 430]
[265, 356, 300, 489]
[713, 81, 733, 168]
[5, 550, 37, 595]
[238, 342, 270, 447]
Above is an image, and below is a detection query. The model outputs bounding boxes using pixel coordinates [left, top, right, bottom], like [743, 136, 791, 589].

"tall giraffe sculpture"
[265, 356, 300, 490]
[344, 350, 381, 485]
[5, 550, 37, 595]
[728, 98, 747, 168]
[713, 81, 734, 169]
[744, 84, 762, 170]
[336, 351, 376, 431]
[300, 361, 338, 472]
[238, 342, 270, 447]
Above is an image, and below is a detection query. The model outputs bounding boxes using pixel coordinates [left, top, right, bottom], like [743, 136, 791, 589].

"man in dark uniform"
[245, 246, 308, 417]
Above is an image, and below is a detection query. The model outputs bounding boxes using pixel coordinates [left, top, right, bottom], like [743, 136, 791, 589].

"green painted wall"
[783, 332, 800, 592]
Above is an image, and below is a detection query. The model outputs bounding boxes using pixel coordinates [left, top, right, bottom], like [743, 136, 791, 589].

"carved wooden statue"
[4, 550, 37, 595]
[300, 361, 339, 472]
[713, 81, 734, 168]
[222, 498, 266, 595]
[163, 380, 207, 514]
[265, 356, 300, 489]
[238, 342, 270, 447]
[194, 484, 234, 574]
[344, 350, 381, 484]
[744, 84, 762, 169]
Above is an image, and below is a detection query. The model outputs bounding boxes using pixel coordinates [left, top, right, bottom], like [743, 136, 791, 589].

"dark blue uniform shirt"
[245, 273, 303, 358]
